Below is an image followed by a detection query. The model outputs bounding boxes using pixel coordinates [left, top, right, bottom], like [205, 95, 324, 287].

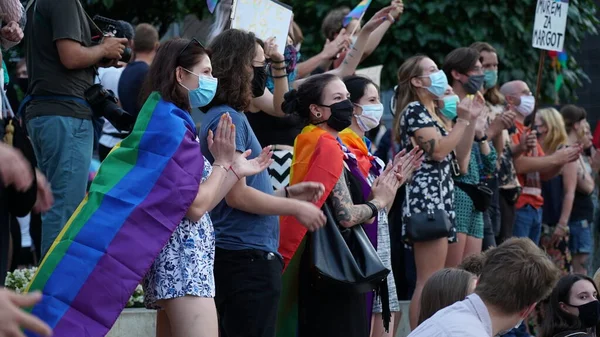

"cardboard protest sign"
[532, 0, 569, 51]
[231, 0, 293, 55]
[356, 65, 383, 87]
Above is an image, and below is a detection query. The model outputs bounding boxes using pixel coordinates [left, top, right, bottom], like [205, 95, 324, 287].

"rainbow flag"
[207, 0, 219, 13]
[276, 125, 345, 337]
[343, 0, 372, 27]
[24, 92, 204, 337]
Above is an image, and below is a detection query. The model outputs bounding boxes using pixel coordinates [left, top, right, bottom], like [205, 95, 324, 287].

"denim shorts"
[569, 219, 593, 254]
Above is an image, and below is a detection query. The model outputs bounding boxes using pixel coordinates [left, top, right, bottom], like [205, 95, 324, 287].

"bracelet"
[475, 134, 488, 142]
[271, 60, 285, 64]
[456, 118, 470, 126]
[284, 186, 290, 198]
[271, 74, 288, 79]
[213, 163, 228, 172]
[229, 165, 241, 180]
[271, 66, 287, 70]
[365, 201, 378, 219]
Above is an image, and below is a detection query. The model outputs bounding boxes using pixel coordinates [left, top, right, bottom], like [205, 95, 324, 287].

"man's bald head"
[500, 80, 527, 97]
[500, 80, 532, 109]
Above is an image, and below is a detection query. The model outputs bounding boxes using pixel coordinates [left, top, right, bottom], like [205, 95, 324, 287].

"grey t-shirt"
[24, 0, 95, 120]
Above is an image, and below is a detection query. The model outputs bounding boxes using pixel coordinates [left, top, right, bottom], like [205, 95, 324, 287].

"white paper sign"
[532, 0, 569, 51]
[231, 0, 293, 55]
[356, 65, 383, 88]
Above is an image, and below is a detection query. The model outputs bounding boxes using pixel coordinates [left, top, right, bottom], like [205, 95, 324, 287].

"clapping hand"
[392, 147, 424, 185]
[286, 182, 325, 202]
[207, 113, 236, 167]
[457, 92, 486, 121]
[231, 146, 274, 178]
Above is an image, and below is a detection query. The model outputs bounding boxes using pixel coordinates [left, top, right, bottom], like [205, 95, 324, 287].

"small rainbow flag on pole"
[24, 92, 204, 337]
[207, 0, 219, 13]
[343, 0, 372, 27]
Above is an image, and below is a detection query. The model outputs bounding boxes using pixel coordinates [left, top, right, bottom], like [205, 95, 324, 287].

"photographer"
[24, 0, 127, 258]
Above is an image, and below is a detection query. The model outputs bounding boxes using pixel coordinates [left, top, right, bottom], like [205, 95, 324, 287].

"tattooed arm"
[330, 173, 383, 228]
[412, 121, 470, 162]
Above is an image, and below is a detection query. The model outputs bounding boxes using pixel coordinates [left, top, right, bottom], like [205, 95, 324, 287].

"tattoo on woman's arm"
[342, 46, 359, 66]
[416, 136, 437, 156]
[330, 174, 373, 227]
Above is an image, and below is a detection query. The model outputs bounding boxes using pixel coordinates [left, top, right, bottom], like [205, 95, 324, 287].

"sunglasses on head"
[178, 38, 205, 59]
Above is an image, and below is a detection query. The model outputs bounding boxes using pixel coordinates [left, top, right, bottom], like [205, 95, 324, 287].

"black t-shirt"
[245, 110, 304, 147]
[25, 0, 95, 120]
[118, 61, 149, 117]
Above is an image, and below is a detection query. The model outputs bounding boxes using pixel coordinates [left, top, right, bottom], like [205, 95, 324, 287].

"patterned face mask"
[284, 44, 299, 74]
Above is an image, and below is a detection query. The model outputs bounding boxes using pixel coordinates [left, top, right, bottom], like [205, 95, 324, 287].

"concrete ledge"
[106, 308, 156, 337]
[105, 303, 410, 337]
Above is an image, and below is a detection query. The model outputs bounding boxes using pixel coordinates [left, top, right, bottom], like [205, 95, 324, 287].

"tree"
[83, 0, 600, 103]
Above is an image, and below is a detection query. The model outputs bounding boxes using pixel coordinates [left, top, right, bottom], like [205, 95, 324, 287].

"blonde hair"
[393, 55, 427, 143]
[538, 108, 568, 153]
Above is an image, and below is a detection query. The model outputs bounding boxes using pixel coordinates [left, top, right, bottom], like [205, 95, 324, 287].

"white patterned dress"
[143, 156, 215, 309]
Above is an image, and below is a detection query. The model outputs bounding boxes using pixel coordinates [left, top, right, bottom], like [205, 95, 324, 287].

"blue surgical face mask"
[180, 68, 218, 108]
[440, 95, 459, 120]
[484, 69, 498, 89]
[420, 70, 448, 98]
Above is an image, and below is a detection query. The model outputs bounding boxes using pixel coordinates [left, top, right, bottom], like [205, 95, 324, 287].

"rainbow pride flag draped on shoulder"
[277, 125, 345, 337]
[24, 92, 204, 337]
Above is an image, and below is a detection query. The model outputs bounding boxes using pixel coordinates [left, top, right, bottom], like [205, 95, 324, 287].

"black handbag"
[311, 200, 390, 294]
[403, 167, 453, 242]
[454, 181, 493, 212]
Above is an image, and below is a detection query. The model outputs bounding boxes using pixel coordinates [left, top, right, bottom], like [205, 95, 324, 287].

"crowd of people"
[0, 0, 600, 337]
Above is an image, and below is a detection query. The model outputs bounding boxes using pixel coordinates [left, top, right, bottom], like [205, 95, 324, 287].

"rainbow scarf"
[24, 92, 204, 337]
[343, 0, 372, 27]
[277, 125, 344, 337]
[339, 128, 378, 177]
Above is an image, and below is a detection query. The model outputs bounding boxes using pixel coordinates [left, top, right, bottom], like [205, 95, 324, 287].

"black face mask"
[569, 300, 600, 328]
[461, 74, 485, 95]
[252, 66, 268, 98]
[316, 99, 354, 132]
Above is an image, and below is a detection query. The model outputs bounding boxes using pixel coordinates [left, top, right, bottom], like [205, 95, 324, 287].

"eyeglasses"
[178, 38, 205, 59]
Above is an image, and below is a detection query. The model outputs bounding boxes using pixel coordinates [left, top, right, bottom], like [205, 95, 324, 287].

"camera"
[85, 84, 135, 132]
[91, 15, 132, 63]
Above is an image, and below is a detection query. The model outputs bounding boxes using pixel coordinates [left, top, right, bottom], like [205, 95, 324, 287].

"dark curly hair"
[282, 73, 339, 124]
[140, 38, 210, 112]
[205, 29, 258, 112]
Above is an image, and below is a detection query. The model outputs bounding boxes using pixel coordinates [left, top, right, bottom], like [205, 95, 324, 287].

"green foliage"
[287, 0, 599, 103]
[85, 0, 599, 103]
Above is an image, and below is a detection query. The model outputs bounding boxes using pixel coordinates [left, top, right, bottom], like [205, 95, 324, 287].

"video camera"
[85, 84, 135, 132]
[91, 15, 132, 63]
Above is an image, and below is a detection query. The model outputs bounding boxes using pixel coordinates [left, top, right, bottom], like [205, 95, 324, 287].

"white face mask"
[355, 103, 384, 132]
[516, 95, 535, 117]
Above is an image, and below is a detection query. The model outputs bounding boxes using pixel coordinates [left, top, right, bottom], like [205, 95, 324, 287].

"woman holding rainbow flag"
[23, 38, 273, 337]
[277, 72, 419, 337]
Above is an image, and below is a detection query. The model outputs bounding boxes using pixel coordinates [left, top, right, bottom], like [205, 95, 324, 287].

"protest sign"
[231, 0, 293, 55]
[356, 65, 383, 87]
[532, 0, 569, 51]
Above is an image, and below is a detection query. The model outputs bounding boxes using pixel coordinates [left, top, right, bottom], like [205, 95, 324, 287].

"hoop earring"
[315, 112, 322, 118]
